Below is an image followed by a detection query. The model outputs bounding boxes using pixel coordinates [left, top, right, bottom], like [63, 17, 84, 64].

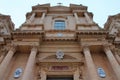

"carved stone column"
[26, 13, 35, 23]
[104, 46, 120, 80]
[41, 69, 46, 80]
[22, 47, 37, 80]
[0, 53, 5, 63]
[40, 12, 46, 23]
[115, 53, 120, 64]
[114, 49, 120, 64]
[74, 13, 78, 20]
[41, 13, 46, 20]
[0, 46, 16, 80]
[74, 67, 80, 80]
[84, 12, 93, 24]
[83, 46, 99, 80]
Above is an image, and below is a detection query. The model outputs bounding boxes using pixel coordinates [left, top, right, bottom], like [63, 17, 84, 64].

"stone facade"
[0, 3, 120, 80]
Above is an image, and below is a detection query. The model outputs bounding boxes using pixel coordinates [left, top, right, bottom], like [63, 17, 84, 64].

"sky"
[0, 0, 120, 28]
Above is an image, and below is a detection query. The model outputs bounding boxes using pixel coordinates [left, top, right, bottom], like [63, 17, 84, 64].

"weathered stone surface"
[0, 3, 120, 80]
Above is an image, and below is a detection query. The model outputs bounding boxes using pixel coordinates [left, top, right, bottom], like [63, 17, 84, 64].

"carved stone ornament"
[56, 50, 64, 60]
[114, 20, 120, 28]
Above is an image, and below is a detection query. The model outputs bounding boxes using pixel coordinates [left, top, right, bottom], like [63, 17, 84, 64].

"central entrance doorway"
[47, 76, 73, 80]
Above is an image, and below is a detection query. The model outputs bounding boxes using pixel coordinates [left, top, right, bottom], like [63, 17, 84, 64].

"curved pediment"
[52, 16, 67, 19]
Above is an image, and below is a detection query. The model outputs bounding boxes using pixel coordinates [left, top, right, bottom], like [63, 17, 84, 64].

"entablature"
[70, 4, 87, 12]
[76, 30, 108, 37]
[32, 4, 49, 12]
[76, 23, 99, 29]
[76, 30, 109, 46]
[20, 24, 44, 30]
[12, 30, 44, 39]
[44, 30, 76, 41]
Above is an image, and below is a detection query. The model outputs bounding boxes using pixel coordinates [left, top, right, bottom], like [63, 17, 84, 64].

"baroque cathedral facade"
[0, 4, 120, 80]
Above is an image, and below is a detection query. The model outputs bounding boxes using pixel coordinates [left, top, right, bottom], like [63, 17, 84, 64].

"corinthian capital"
[31, 46, 38, 52]
[103, 44, 110, 52]
[10, 45, 17, 53]
[83, 44, 90, 53]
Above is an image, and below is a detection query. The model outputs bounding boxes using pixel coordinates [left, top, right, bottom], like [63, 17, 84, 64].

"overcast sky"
[0, 0, 120, 28]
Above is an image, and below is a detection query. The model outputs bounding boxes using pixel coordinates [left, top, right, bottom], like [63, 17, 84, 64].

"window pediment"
[52, 16, 67, 19]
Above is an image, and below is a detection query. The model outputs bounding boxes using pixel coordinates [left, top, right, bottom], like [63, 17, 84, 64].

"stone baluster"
[104, 45, 120, 80]
[0, 46, 16, 80]
[83, 46, 99, 80]
[21, 47, 37, 80]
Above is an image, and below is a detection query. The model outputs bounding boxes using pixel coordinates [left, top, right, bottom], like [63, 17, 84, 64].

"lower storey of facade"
[4, 53, 117, 80]
[0, 41, 120, 80]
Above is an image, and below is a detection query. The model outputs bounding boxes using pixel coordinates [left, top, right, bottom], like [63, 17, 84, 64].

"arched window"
[54, 20, 65, 30]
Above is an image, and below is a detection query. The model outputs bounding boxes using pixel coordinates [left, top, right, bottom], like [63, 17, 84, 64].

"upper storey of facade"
[20, 3, 100, 31]
[11, 4, 108, 46]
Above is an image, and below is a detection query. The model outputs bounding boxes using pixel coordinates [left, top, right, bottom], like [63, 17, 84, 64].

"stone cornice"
[44, 30, 76, 41]
[20, 24, 44, 30]
[52, 16, 68, 20]
[11, 30, 109, 40]
[76, 23, 99, 30]
[32, 4, 50, 11]
[0, 14, 10, 19]
[70, 4, 87, 11]
[22, 23, 44, 26]
[45, 30, 75, 33]
[76, 30, 108, 35]
[43, 38, 77, 41]
[76, 30, 108, 39]
[76, 23, 98, 26]
[12, 30, 44, 36]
